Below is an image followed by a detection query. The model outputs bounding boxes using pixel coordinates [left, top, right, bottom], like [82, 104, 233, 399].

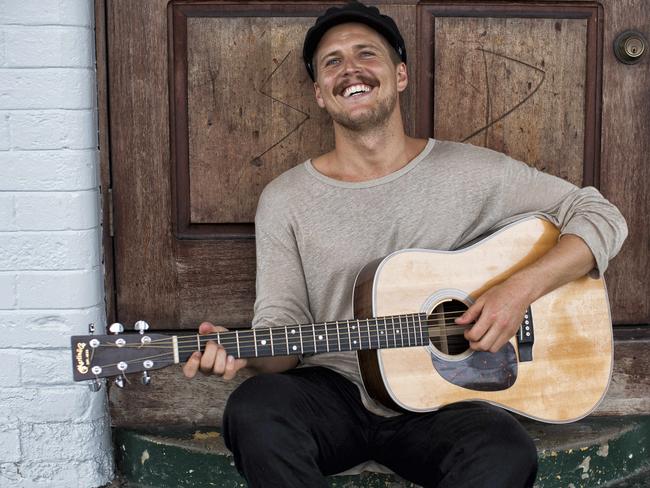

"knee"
[222, 373, 299, 447]
[475, 405, 538, 478]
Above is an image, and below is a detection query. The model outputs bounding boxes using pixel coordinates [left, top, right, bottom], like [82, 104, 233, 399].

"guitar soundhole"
[428, 299, 469, 356]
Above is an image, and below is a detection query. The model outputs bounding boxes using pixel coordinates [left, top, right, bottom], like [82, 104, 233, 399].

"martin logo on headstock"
[75, 341, 89, 375]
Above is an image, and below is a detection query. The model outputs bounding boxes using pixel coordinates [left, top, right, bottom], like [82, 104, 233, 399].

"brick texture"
[0, 1, 113, 486]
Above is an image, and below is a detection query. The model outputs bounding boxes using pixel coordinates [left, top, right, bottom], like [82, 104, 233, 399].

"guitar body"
[355, 217, 613, 423]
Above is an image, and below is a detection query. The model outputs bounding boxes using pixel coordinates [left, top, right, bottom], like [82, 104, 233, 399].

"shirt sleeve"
[497, 155, 628, 276]
[252, 185, 314, 331]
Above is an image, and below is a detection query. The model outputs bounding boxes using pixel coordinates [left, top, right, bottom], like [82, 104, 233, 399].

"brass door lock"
[614, 30, 647, 64]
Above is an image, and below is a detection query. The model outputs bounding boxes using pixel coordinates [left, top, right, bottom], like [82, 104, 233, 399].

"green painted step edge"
[114, 417, 650, 488]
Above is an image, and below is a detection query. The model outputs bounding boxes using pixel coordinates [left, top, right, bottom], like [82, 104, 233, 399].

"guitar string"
[93, 336, 475, 370]
[98, 319, 474, 350]
[120, 311, 474, 348]
[129, 310, 472, 346]
[91, 313, 521, 369]
[91, 328, 475, 369]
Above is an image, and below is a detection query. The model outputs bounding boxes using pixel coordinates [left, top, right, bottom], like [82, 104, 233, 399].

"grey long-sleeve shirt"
[252, 139, 628, 416]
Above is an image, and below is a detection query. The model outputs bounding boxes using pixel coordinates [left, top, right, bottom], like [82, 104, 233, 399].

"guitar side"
[355, 218, 613, 423]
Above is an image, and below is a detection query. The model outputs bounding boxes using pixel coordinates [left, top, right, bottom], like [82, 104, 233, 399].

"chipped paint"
[577, 455, 591, 476]
[597, 443, 609, 457]
[192, 431, 221, 441]
[140, 449, 150, 465]
[115, 418, 650, 488]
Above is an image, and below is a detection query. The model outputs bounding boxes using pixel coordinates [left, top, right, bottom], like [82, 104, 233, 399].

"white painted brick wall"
[0, 1, 113, 487]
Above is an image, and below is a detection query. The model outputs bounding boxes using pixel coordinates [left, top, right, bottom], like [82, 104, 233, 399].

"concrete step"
[111, 416, 650, 488]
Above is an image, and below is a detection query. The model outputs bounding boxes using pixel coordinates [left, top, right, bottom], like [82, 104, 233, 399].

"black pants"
[222, 366, 538, 488]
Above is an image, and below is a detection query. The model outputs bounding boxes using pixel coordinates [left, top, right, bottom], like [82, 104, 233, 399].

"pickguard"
[429, 343, 518, 391]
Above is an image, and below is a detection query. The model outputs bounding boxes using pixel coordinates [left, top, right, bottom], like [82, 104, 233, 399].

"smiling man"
[182, 2, 627, 487]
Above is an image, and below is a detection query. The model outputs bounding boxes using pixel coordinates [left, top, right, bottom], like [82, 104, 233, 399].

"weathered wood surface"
[109, 0, 178, 327]
[598, 0, 650, 325]
[104, 0, 649, 333]
[95, 0, 115, 324]
[186, 15, 333, 224]
[432, 15, 589, 186]
[109, 336, 650, 428]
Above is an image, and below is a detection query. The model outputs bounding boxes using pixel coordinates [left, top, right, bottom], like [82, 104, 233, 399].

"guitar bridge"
[517, 307, 534, 362]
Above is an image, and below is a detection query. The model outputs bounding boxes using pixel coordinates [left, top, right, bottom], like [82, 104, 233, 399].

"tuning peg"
[141, 371, 151, 386]
[88, 379, 102, 392]
[134, 320, 150, 335]
[114, 376, 125, 388]
[109, 322, 124, 335]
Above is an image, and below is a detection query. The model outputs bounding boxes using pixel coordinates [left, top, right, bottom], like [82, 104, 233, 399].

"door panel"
[418, 4, 600, 187]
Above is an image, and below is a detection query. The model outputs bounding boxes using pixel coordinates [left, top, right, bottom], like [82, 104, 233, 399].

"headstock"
[71, 321, 175, 388]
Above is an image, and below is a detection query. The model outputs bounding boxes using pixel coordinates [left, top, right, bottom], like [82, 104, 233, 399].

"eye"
[324, 58, 340, 67]
[360, 50, 376, 58]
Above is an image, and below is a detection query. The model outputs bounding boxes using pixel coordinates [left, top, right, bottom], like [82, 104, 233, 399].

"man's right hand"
[182, 322, 248, 381]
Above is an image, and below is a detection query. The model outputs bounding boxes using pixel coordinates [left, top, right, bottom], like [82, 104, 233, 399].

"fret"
[285, 327, 289, 355]
[287, 326, 301, 354]
[336, 321, 342, 352]
[398, 315, 407, 346]
[270, 327, 274, 356]
[198, 333, 204, 352]
[391, 316, 397, 348]
[377, 318, 385, 349]
[362, 318, 369, 349]
[418, 314, 425, 346]
[254, 328, 273, 357]
[312, 323, 317, 353]
[314, 323, 328, 353]
[356, 320, 362, 349]
[253, 328, 258, 357]
[410, 314, 418, 346]
[299, 324, 304, 354]
[225, 330, 245, 357]
[404, 314, 413, 347]
[270, 326, 286, 358]
[324, 322, 330, 352]
[346, 320, 353, 351]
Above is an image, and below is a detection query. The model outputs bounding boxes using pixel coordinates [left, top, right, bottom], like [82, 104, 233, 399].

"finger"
[199, 321, 228, 335]
[222, 355, 237, 381]
[222, 357, 247, 381]
[182, 351, 202, 379]
[199, 341, 219, 374]
[470, 322, 501, 351]
[212, 347, 228, 376]
[464, 308, 492, 342]
[456, 300, 483, 325]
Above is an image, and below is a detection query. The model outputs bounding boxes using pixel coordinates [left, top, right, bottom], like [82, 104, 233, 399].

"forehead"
[315, 22, 388, 58]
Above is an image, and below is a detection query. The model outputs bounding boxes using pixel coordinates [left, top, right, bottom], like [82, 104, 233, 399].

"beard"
[327, 74, 398, 132]
[329, 91, 397, 132]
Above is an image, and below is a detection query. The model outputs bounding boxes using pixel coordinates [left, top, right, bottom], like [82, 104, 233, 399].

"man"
[183, 2, 627, 487]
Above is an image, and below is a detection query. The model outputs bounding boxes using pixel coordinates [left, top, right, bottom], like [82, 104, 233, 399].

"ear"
[396, 62, 408, 93]
[314, 81, 326, 108]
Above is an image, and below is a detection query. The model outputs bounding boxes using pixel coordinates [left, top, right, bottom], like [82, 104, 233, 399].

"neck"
[316, 110, 427, 182]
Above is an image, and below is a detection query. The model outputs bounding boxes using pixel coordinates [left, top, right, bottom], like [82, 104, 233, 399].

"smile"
[342, 84, 373, 98]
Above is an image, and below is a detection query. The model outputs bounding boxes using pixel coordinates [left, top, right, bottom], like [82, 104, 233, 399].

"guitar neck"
[181, 313, 431, 362]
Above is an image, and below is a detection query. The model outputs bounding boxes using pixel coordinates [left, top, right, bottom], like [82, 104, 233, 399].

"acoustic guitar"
[70, 217, 613, 423]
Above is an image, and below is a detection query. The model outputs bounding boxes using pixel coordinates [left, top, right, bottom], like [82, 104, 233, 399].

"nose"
[340, 55, 361, 75]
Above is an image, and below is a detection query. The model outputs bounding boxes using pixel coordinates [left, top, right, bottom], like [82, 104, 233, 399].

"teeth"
[343, 84, 371, 98]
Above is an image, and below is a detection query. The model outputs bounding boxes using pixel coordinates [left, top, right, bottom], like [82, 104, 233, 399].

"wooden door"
[104, 0, 649, 335]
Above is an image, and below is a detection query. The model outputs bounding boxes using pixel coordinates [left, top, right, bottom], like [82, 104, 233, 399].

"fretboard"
[178, 313, 430, 362]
